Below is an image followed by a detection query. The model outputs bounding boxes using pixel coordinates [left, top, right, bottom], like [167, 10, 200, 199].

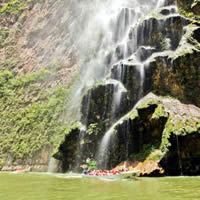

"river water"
[0, 173, 200, 200]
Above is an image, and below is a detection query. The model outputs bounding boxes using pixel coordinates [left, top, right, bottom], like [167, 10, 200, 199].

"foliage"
[0, 58, 20, 70]
[128, 96, 200, 163]
[87, 123, 100, 135]
[136, 98, 159, 110]
[130, 144, 160, 162]
[86, 158, 97, 171]
[152, 104, 168, 119]
[129, 110, 138, 120]
[0, 28, 9, 48]
[0, 68, 74, 162]
[147, 149, 164, 161]
[0, 0, 30, 15]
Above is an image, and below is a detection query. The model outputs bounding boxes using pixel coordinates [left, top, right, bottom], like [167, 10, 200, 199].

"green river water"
[0, 173, 200, 200]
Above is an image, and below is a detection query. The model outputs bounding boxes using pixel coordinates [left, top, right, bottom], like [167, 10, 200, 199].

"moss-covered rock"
[0, 0, 34, 27]
[146, 24, 200, 107]
[52, 122, 81, 172]
[109, 10, 194, 109]
[192, 0, 200, 15]
[81, 82, 130, 128]
[97, 93, 200, 176]
[177, 0, 200, 20]
[110, 62, 143, 106]
[128, 13, 189, 51]
[0, 68, 78, 170]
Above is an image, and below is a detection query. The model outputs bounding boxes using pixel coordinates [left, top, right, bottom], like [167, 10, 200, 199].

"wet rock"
[177, 0, 200, 15]
[160, 134, 200, 176]
[128, 14, 189, 51]
[110, 62, 143, 106]
[160, 6, 177, 16]
[148, 50, 200, 107]
[135, 46, 157, 62]
[53, 127, 80, 172]
[192, 2, 200, 15]
[164, 0, 177, 6]
[81, 82, 130, 127]
[100, 93, 200, 175]
[192, 27, 200, 42]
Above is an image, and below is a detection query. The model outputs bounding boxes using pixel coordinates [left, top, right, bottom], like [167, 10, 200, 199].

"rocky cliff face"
[177, 0, 200, 16]
[0, 0, 79, 171]
[0, 0, 200, 175]
[53, 0, 200, 176]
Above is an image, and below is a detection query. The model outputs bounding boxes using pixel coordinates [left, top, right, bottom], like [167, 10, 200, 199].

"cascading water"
[75, 125, 87, 169]
[62, 0, 181, 170]
[95, 0, 169, 168]
[107, 79, 127, 121]
[48, 157, 61, 173]
[64, 0, 162, 168]
[67, 0, 167, 119]
[97, 126, 115, 169]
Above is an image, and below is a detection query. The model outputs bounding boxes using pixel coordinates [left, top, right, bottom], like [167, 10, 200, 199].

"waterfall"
[97, 119, 124, 169]
[48, 157, 61, 173]
[97, 128, 114, 169]
[157, 0, 166, 8]
[75, 125, 87, 169]
[176, 135, 183, 176]
[64, 0, 174, 170]
[107, 79, 127, 121]
[67, 0, 166, 118]
[95, 1, 169, 169]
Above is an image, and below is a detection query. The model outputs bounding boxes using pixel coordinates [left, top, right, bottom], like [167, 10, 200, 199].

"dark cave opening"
[160, 133, 200, 176]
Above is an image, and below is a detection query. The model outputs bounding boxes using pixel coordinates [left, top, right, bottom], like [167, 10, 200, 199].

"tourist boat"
[82, 170, 140, 180]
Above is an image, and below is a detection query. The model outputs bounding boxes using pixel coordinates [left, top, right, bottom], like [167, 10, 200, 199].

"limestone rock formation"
[0, 0, 79, 171]
[1, 0, 200, 176]
[53, 0, 200, 176]
[107, 93, 200, 176]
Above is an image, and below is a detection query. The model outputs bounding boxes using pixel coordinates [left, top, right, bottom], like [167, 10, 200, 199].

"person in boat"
[80, 164, 89, 174]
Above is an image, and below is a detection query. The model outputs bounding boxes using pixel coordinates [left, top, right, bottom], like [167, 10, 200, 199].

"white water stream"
[66, 0, 167, 119]
[43, 0, 169, 169]
[94, 0, 167, 168]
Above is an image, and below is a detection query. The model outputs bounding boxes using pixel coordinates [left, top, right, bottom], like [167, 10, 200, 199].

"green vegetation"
[0, 68, 75, 166]
[177, 0, 200, 20]
[0, 28, 9, 48]
[130, 144, 161, 162]
[129, 109, 138, 120]
[179, 8, 197, 19]
[87, 123, 99, 135]
[0, 0, 34, 16]
[86, 158, 97, 171]
[152, 104, 168, 119]
[160, 116, 200, 153]
[136, 98, 159, 110]
[0, 0, 32, 50]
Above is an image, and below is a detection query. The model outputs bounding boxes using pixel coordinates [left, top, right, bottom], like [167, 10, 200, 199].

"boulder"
[192, 0, 200, 15]
[81, 82, 130, 128]
[101, 93, 200, 176]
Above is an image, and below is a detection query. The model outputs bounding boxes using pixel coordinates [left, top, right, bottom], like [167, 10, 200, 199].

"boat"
[82, 170, 140, 180]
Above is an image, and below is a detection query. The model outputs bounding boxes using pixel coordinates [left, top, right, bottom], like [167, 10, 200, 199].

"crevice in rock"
[160, 133, 200, 176]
